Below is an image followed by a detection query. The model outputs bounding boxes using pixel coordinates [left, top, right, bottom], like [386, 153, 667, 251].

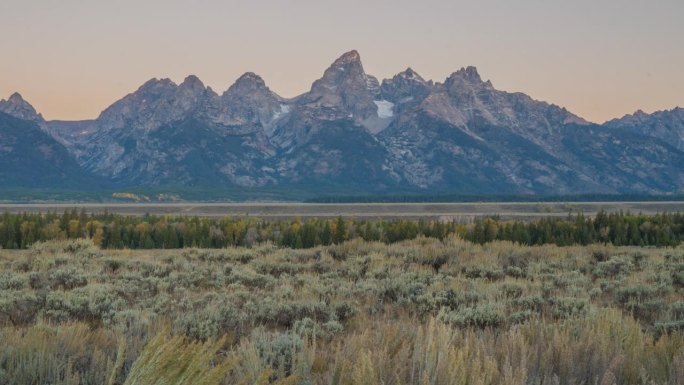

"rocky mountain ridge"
[2, 50, 683, 195]
[605, 107, 684, 151]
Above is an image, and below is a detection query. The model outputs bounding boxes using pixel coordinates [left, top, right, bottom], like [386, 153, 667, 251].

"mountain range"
[1, 50, 683, 199]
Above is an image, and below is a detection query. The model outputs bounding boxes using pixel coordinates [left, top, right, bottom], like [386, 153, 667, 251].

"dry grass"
[0, 237, 682, 384]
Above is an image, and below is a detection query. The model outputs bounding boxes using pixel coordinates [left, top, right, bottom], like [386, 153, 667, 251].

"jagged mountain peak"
[178, 75, 212, 100]
[440, 66, 495, 101]
[606, 106, 684, 151]
[97, 75, 214, 131]
[642, 106, 684, 117]
[296, 50, 378, 121]
[331, 50, 362, 66]
[397, 67, 426, 82]
[447, 66, 484, 84]
[0, 92, 45, 124]
[459, 66, 481, 81]
[8, 92, 26, 102]
[216, 72, 284, 133]
[180, 75, 205, 89]
[380, 67, 433, 105]
[314, 50, 368, 88]
[4, 92, 32, 108]
[238, 71, 265, 81]
[225, 72, 270, 95]
[138, 77, 176, 91]
[610, 107, 684, 124]
[630, 109, 648, 118]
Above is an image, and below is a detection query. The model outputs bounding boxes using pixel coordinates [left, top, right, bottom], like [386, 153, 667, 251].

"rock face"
[1, 50, 683, 196]
[302, 50, 379, 121]
[376, 65, 683, 194]
[58, 75, 278, 187]
[267, 51, 396, 190]
[271, 50, 382, 146]
[219, 72, 285, 136]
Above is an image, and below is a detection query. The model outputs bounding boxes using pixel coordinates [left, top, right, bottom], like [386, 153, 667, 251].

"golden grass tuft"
[123, 331, 234, 385]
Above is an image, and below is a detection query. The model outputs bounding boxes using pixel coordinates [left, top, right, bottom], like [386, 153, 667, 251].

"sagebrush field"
[1, 235, 683, 384]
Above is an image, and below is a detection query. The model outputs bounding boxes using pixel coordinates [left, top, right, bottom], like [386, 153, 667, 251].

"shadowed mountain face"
[1, 50, 683, 196]
[0, 112, 103, 189]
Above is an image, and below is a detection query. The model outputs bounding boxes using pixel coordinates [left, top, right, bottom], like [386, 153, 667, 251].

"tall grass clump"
[122, 331, 234, 385]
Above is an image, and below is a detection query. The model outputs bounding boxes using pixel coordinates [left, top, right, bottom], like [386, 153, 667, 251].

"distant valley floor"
[2, 201, 684, 220]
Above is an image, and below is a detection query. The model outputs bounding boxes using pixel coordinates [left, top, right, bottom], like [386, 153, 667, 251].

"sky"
[0, 0, 682, 123]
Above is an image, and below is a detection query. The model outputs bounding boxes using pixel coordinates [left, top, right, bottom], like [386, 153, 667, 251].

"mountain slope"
[1, 50, 683, 197]
[558, 123, 684, 192]
[0, 112, 102, 188]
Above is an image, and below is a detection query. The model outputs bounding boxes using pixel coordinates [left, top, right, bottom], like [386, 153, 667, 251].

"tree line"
[0, 210, 455, 249]
[0, 210, 682, 249]
[468, 211, 684, 247]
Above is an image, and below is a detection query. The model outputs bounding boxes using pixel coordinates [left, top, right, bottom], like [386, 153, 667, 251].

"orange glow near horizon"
[1, 0, 682, 123]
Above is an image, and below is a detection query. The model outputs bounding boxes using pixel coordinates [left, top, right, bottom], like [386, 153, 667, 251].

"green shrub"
[511, 295, 545, 312]
[654, 320, 684, 337]
[462, 266, 504, 281]
[438, 303, 506, 328]
[499, 249, 532, 270]
[590, 249, 611, 263]
[293, 317, 343, 339]
[228, 269, 274, 289]
[12, 258, 33, 272]
[0, 290, 40, 326]
[549, 297, 589, 319]
[245, 327, 307, 381]
[630, 252, 649, 270]
[0, 272, 26, 290]
[433, 289, 481, 310]
[509, 310, 533, 324]
[254, 261, 304, 278]
[500, 283, 524, 298]
[673, 269, 684, 288]
[332, 302, 356, 322]
[593, 256, 633, 278]
[102, 258, 127, 274]
[670, 301, 684, 319]
[614, 284, 659, 304]
[252, 300, 331, 328]
[664, 253, 684, 263]
[49, 267, 88, 290]
[623, 299, 667, 323]
[504, 265, 527, 278]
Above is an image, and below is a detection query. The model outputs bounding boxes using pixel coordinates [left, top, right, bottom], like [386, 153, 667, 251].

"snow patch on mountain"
[272, 104, 291, 121]
[374, 100, 394, 118]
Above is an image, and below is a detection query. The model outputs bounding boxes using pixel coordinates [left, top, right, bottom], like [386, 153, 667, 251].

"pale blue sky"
[0, 0, 682, 122]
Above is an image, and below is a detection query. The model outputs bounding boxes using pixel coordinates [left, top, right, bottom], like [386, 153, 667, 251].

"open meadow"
[1, 236, 683, 384]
